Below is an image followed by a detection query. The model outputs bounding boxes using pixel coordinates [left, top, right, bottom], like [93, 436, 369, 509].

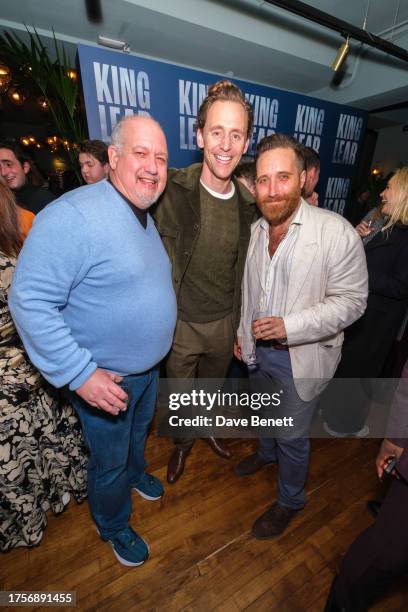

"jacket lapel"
[286, 202, 318, 313]
[247, 220, 268, 295]
[171, 163, 202, 220]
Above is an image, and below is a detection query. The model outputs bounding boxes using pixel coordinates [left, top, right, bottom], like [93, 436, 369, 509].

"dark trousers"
[326, 477, 408, 611]
[250, 345, 317, 510]
[165, 314, 234, 450]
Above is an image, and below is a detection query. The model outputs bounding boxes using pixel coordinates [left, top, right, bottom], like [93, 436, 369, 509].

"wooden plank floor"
[2, 432, 408, 611]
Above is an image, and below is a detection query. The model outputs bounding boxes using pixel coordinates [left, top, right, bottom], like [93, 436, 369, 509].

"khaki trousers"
[165, 313, 234, 449]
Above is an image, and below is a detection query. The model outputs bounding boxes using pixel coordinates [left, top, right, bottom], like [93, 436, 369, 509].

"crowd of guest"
[0, 81, 407, 609]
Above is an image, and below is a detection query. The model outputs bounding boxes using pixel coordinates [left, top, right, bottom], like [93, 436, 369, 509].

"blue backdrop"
[78, 44, 367, 217]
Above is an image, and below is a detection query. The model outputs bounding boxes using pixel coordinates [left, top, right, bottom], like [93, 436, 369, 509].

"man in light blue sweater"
[9, 116, 177, 567]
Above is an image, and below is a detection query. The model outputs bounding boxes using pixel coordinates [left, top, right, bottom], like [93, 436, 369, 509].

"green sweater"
[178, 183, 239, 322]
[152, 163, 257, 331]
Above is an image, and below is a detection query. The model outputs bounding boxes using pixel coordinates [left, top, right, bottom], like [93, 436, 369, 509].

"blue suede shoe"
[107, 527, 149, 567]
[134, 473, 164, 500]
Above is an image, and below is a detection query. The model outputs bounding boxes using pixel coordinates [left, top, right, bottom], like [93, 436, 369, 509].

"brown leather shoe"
[207, 437, 232, 459]
[252, 502, 299, 539]
[167, 448, 190, 484]
[234, 453, 275, 476]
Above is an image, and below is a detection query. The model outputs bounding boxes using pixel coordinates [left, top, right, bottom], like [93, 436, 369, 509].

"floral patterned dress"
[0, 253, 87, 551]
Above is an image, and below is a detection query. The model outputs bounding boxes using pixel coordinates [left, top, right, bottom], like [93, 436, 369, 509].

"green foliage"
[0, 27, 87, 179]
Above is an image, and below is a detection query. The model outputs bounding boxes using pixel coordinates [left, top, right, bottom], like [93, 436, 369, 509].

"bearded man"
[234, 133, 368, 539]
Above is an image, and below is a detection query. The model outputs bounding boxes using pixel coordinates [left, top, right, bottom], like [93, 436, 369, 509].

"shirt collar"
[200, 179, 236, 199]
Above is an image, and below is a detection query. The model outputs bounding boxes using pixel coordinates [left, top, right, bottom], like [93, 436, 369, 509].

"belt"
[257, 339, 289, 351]
[272, 341, 289, 351]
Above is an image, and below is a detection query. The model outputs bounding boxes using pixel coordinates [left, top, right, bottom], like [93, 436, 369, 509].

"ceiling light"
[97, 35, 130, 53]
[331, 35, 350, 72]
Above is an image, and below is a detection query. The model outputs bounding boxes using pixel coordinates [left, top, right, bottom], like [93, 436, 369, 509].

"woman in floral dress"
[0, 182, 87, 551]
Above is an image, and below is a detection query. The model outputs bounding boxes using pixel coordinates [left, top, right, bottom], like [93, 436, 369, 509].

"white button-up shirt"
[254, 203, 303, 317]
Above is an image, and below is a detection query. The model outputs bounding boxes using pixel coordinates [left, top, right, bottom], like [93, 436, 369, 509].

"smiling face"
[0, 148, 30, 190]
[197, 100, 249, 193]
[380, 176, 398, 216]
[108, 117, 168, 209]
[256, 147, 305, 226]
[79, 152, 109, 185]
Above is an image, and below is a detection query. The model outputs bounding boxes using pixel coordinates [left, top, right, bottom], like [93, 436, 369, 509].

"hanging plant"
[0, 26, 87, 181]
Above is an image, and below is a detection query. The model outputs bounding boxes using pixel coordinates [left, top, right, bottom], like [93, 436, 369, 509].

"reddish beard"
[257, 187, 301, 226]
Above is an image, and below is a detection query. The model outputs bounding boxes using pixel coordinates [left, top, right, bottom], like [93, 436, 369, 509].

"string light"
[8, 87, 25, 105]
[20, 136, 37, 146]
[0, 64, 11, 94]
[47, 136, 59, 146]
[38, 96, 49, 111]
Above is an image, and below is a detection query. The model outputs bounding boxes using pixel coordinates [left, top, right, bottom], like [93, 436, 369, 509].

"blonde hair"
[383, 166, 408, 230]
[0, 182, 23, 257]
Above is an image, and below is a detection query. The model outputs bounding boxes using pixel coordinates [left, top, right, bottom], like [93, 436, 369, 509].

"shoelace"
[139, 475, 157, 489]
[115, 529, 137, 548]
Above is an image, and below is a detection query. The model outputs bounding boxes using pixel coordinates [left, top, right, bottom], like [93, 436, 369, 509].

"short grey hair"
[110, 117, 127, 151]
[110, 115, 164, 152]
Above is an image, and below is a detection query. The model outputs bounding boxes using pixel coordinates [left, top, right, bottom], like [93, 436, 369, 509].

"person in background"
[153, 80, 257, 485]
[322, 167, 408, 436]
[78, 139, 110, 185]
[325, 356, 408, 611]
[301, 146, 320, 206]
[0, 171, 34, 236]
[349, 185, 371, 226]
[0, 140, 55, 214]
[234, 155, 256, 197]
[9, 116, 177, 567]
[0, 181, 87, 551]
[355, 202, 387, 245]
[17, 205, 35, 237]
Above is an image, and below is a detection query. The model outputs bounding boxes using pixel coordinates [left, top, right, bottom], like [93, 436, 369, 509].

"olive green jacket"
[152, 163, 257, 332]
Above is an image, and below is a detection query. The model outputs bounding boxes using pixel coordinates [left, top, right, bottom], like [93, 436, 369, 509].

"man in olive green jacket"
[153, 80, 257, 484]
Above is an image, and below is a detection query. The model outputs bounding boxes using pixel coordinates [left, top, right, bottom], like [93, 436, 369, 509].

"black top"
[15, 183, 56, 215]
[336, 221, 408, 378]
[108, 179, 147, 229]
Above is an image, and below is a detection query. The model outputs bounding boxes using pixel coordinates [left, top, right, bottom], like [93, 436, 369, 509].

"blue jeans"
[249, 345, 316, 510]
[71, 368, 158, 539]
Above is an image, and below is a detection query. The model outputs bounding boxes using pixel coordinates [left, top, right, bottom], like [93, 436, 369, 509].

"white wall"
[372, 125, 408, 176]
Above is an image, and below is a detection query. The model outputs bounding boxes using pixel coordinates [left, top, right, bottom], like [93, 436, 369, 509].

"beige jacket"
[238, 200, 368, 401]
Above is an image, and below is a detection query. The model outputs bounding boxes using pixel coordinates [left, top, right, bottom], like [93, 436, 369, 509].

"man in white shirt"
[234, 133, 368, 538]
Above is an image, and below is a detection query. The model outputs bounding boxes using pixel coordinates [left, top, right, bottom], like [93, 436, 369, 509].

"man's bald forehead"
[123, 115, 162, 131]
[111, 115, 166, 150]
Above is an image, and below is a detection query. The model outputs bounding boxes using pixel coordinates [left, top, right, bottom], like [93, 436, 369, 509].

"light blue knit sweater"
[9, 180, 177, 390]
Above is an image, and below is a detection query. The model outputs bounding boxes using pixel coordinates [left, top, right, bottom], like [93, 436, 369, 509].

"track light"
[97, 35, 130, 53]
[331, 35, 350, 72]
